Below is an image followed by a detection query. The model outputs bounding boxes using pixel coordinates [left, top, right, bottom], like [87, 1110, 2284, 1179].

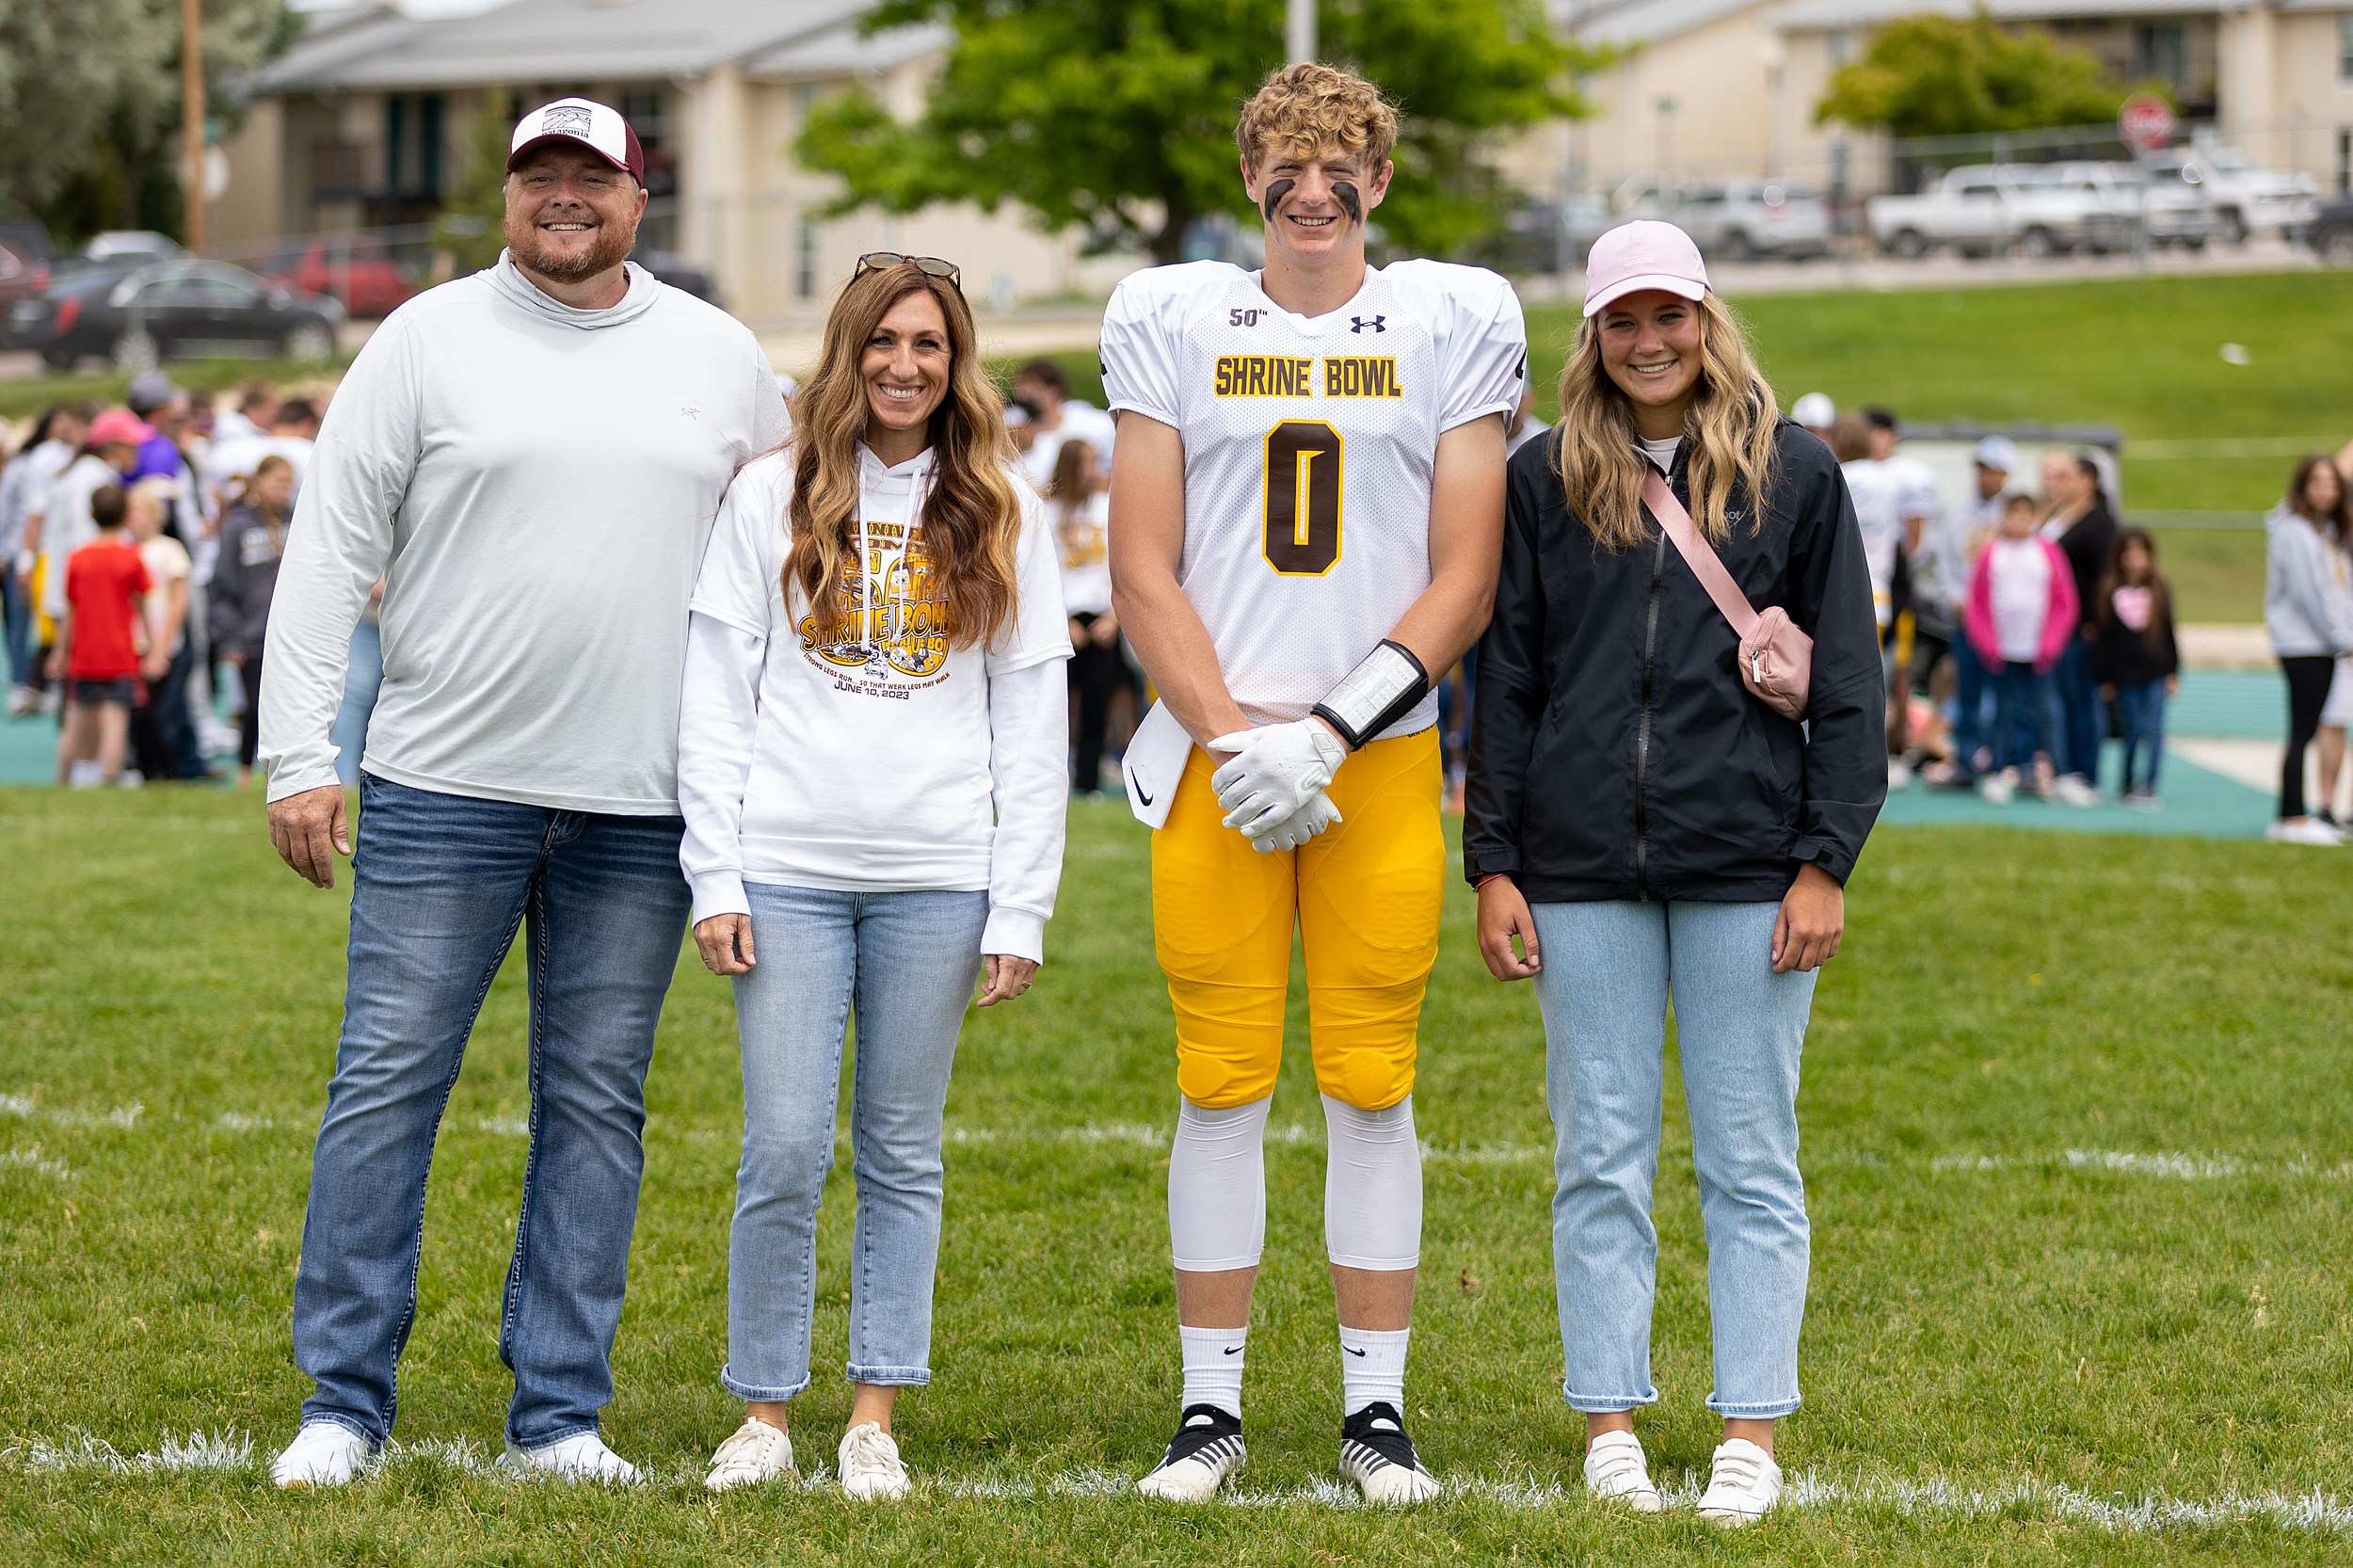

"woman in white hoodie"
[2263, 454, 2353, 843]
[677, 256, 1071, 1496]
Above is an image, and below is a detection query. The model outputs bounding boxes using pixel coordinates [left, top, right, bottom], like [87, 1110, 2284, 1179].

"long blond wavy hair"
[785, 264, 1023, 649]
[1552, 291, 1778, 551]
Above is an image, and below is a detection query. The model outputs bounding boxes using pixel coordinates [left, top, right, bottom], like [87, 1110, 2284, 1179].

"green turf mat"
[2169, 667, 2286, 741]
[1881, 744, 2274, 840]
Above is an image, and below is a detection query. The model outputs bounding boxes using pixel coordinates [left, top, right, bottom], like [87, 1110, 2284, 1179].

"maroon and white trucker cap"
[506, 97, 645, 183]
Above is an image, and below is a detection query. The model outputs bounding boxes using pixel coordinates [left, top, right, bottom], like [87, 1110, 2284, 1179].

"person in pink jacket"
[1963, 493, 2080, 804]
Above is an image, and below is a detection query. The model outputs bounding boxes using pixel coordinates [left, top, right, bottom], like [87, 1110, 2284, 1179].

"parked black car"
[2312, 199, 2353, 266]
[632, 250, 723, 309]
[8, 259, 344, 371]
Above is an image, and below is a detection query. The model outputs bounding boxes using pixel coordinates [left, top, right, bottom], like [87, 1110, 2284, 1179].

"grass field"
[5, 789, 2351, 1563]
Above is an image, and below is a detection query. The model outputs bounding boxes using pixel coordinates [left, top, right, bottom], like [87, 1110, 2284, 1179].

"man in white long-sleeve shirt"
[259, 98, 788, 1491]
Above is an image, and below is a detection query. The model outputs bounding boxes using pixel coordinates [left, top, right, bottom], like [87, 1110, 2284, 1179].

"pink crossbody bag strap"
[1641, 467, 1813, 721]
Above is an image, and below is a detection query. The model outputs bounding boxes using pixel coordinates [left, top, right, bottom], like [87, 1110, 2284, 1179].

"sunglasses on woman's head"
[854, 252, 962, 289]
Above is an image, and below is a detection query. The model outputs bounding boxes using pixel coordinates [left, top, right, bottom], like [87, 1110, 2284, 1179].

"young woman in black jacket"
[1463, 221, 1883, 1525]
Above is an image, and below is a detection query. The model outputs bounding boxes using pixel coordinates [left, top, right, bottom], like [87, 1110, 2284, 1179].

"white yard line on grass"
[1935, 1148, 2350, 1180]
[1, 1094, 143, 1130]
[2, 1146, 73, 1180]
[9, 1432, 2348, 1534]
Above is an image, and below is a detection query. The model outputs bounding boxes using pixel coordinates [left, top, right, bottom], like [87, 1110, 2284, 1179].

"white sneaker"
[1137, 1405, 1246, 1502]
[1976, 772, 2014, 805]
[5, 686, 35, 718]
[2265, 818, 2344, 846]
[500, 1431, 643, 1484]
[1581, 1429, 1662, 1513]
[836, 1421, 910, 1500]
[705, 1416, 794, 1492]
[2050, 775, 2100, 808]
[1697, 1437, 1783, 1526]
[1886, 758, 1914, 790]
[270, 1421, 375, 1489]
[1337, 1401, 1441, 1505]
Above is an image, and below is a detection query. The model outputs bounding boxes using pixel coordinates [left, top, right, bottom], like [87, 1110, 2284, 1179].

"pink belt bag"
[1642, 469, 1812, 721]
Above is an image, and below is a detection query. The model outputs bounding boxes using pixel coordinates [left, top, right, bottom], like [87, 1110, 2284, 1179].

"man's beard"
[506, 210, 635, 281]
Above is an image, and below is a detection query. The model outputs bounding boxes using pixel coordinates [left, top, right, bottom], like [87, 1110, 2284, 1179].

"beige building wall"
[2274, 11, 2353, 194]
[1500, 4, 1880, 198]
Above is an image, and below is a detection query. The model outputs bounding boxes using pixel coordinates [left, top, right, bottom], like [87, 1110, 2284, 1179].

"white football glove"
[1210, 719, 1349, 838]
[1248, 790, 1342, 853]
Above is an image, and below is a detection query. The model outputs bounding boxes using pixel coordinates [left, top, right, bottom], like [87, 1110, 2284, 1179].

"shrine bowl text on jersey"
[1101, 260, 1527, 738]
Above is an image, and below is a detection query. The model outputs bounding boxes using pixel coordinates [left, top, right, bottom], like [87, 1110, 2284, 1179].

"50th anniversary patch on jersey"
[1214, 355, 1402, 399]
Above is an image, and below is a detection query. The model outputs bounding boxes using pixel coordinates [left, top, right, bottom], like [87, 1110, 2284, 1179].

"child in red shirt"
[48, 486, 152, 786]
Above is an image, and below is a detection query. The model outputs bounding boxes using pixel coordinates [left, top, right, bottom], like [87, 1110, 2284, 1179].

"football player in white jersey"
[1103, 63, 1525, 1504]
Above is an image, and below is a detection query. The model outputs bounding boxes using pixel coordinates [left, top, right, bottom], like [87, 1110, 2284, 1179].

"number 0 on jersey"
[1262, 419, 1344, 575]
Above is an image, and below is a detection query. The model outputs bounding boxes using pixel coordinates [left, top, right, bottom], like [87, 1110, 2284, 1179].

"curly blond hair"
[1235, 63, 1399, 173]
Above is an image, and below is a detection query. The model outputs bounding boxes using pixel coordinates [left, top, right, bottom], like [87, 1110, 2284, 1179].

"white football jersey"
[1101, 259, 1525, 737]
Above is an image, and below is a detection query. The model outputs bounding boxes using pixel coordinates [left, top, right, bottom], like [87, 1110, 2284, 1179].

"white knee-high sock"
[1321, 1094, 1421, 1271]
[1169, 1096, 1271, 1272]
[1339, 1325, 1410, 1416]
[1178, 1324, 1247, 1420]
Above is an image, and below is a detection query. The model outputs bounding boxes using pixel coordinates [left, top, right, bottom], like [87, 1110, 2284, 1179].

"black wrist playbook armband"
[1311, 640, 1431, 750]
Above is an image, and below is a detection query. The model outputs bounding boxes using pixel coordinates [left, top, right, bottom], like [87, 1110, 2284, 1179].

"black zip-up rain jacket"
[1465, 421, 1885, 902]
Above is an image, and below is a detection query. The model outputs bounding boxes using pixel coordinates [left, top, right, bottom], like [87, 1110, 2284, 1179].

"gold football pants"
[1151, 727, 1444, 1112]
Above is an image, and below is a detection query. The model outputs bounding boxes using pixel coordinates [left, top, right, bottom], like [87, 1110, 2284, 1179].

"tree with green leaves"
[1814, 9, 2135, 140]
[0, 0, 299, 241]
[432, 92, 517, 274]
[797, 0, 1590, 265]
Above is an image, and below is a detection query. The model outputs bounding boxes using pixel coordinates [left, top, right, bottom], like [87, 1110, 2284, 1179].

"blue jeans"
[3, 569, 31, 689]
[1529, 900, 1817, 1418]
[2114, 680, 2167, 793]
[1991, 661, 2059, 775]
[2052, 634, 2104, 783]
[331, 617, 383, 786]
[292, 774, 691, 1448]
[722, 882, 987, 1401]
[1947, 635, 1988, 778]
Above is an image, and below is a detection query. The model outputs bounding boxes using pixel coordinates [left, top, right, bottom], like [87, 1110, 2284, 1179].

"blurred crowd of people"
[0, 375, 367, 787]
[8, 357, 2345, 835]
[1790, 395, 2183, 812]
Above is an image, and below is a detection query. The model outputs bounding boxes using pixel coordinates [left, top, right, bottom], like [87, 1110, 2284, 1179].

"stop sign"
[2119, 92, 2175, 154]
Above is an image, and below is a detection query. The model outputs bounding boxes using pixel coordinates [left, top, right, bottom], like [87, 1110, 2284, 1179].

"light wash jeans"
[331, 616, 383, 786]
[721, 882, 987, 1401]
[1529, 899, 1817, 1419]
[292, 774, 691, 1448]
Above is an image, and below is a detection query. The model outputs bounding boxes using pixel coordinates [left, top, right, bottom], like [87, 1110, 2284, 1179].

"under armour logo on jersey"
[1350, 315, 1386, 334]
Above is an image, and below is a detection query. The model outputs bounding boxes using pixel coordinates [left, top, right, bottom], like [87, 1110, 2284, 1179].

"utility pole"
[182, 0, 206, 253]
[1287, 0, 1316, 64]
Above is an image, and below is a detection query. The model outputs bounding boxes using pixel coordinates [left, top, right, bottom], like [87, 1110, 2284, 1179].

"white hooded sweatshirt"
[259, 252, 788, 809]
[675, 445, 1072, 962]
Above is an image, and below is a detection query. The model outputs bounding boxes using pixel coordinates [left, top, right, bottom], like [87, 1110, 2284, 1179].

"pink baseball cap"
[1583, 220, 1710, 318]
[88, 408, 155, 448]
[507, 97, 645, 184]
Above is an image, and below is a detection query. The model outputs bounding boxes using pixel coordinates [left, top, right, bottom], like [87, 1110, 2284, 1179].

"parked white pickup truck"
[1867, 165, 2100, 258]
[2145, 145, 2319, 243]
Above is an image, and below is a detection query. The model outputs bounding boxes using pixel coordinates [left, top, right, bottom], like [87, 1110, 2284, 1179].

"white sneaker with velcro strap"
[1581, 1429, 1663, 1512]
[1697, 1436, 1784, 1526]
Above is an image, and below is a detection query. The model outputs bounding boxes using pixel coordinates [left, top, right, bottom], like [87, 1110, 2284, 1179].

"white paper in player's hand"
[1122, 700, 1193, 830]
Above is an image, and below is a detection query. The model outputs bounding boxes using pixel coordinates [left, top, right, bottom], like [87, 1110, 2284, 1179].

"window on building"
[2135, 23, 2187, 93]
[796, 215, 818, 300]
[620, 90, 667, 151]
[1828, 29, 1851, 65]
[2340, 14, 2353, 80]
[420, 94, 444, 193]
[385, 96, 407, 190]
[2339, 128, 2351, 195]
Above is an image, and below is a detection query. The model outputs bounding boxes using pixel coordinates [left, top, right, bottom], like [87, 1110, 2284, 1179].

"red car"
[0, 240, 52, 314]
[263, 237, 416, 319]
